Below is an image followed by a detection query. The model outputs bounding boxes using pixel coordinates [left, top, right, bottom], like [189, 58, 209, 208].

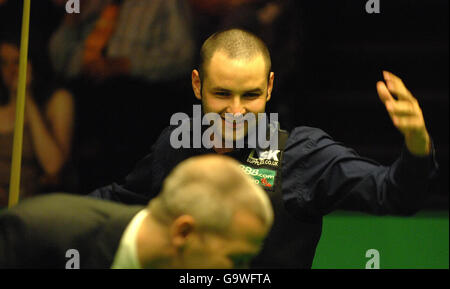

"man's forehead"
[204, 51, 268, 88]
[209, 50, 266, 69]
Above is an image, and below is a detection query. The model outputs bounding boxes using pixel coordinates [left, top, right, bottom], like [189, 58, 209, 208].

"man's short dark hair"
[198, 28, 272, 81]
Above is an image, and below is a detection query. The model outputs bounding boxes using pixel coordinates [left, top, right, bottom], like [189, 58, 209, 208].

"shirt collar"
[111, 209, 149, 269]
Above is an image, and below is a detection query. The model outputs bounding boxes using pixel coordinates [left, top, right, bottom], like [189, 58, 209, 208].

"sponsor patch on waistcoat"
[239, 164, 277, 188]
[246, 149, 281, 167]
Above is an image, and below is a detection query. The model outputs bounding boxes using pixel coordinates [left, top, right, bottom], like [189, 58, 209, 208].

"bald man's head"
[148, 155, 273, 234]
[198, 29, 272, 82]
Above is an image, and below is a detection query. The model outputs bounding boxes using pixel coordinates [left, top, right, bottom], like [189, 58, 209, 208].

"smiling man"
[192, 30, 274, 151]
[91, 29, 439, 268]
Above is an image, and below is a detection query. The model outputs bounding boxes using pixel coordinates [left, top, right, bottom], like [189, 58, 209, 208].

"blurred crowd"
[0, 0, 303, 206]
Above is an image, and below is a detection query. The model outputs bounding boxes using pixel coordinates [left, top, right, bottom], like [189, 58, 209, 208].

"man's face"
[178, 210, 268, 269]
[192, 51, 274, 142]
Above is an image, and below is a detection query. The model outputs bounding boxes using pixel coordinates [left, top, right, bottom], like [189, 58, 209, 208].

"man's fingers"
[382, 71, 415, 101]
[376, 81, 394, 104]
[377, 71, 426, 135]
[386, 100, 417, 117]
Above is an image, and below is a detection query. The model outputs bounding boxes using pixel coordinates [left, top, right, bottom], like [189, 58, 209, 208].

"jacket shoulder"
[286, 126, 333, 148]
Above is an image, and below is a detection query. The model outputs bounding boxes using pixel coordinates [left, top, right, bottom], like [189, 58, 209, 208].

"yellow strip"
[8, 0, 31, 208]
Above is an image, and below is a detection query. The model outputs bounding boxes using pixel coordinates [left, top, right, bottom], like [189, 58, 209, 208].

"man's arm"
[89, 155, 155, 205]
[282, 72, 438, 218]
[89, 127, 174, 205]
[282, 127, 438, 218]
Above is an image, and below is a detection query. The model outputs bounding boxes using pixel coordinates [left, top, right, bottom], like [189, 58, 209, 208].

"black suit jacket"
[0, 193, 143, 269]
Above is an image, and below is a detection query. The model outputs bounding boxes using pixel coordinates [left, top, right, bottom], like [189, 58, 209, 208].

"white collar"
[111, 209, 148, 269]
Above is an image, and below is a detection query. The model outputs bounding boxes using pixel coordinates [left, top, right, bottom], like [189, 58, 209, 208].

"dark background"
[292, 1, 449, 209]
[0, 0, 448, 209]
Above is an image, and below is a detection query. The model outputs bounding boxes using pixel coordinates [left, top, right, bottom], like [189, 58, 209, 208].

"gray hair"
[148, 155, 273, 233]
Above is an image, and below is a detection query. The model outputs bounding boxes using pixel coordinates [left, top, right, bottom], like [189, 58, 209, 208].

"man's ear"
[192, 69, 202, 100]
[267, 72, 274, 102]
[171, 215, 196, 249]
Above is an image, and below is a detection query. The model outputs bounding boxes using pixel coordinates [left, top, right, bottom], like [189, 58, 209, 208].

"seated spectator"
[0, 39, 75, 207]
[49, 0, 195, 83]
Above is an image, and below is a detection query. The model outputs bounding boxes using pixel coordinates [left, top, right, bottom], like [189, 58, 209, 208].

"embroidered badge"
[246, 149, 280, 167]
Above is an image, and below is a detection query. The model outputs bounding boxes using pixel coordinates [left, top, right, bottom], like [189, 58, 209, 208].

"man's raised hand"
[376, 71, 431, 156]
